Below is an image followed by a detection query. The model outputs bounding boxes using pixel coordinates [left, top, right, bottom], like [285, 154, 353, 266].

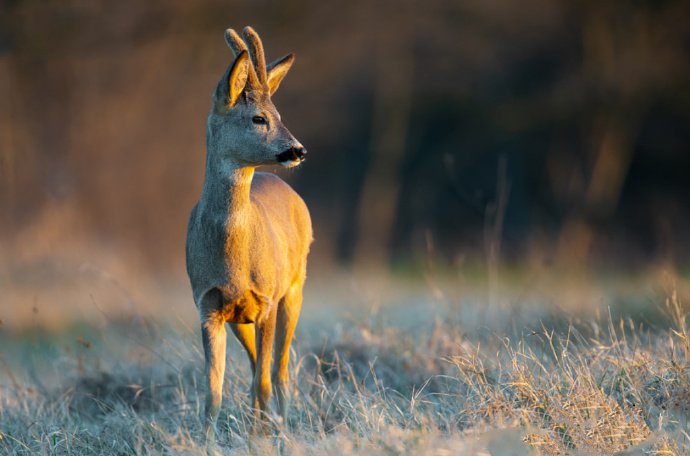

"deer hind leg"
[230, 323, 257, 376]
[200, 290, 227, 442]
[272, 283, 303, 424]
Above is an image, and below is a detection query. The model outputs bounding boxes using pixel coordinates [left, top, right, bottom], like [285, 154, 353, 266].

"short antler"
[242, 27, 268, 87]
[224, 28, 261, 90]
[223, 26, 293, 96]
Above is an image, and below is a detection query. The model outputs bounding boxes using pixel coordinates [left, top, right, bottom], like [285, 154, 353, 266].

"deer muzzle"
[276, 146, 307, 163]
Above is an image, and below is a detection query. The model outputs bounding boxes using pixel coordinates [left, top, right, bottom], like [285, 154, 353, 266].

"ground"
[1, 267, 689, 455]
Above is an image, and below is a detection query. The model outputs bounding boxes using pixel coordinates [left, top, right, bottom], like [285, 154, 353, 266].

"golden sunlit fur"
[185, 26, 312, 442]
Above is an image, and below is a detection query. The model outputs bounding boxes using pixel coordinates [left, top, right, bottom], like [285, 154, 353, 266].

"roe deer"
[185, 26, 312, 441]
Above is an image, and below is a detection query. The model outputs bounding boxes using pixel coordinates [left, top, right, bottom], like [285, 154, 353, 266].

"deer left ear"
[228, 50, 250, 106]
[266, 53, 295, 96]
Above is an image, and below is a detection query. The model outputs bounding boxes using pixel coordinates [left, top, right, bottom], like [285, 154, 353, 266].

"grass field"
[2, 267, 690, 455]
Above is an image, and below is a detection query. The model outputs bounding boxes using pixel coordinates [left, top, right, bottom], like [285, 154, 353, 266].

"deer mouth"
[276, 146, 307, 166]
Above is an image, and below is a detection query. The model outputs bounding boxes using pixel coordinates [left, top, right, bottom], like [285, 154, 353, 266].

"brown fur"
[185, 27, 311, 442]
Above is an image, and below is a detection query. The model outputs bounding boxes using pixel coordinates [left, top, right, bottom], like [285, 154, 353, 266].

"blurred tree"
[1, 0, 689, 273]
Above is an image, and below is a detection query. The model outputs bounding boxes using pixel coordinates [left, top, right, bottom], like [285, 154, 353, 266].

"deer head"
[207, 26, 305, 168]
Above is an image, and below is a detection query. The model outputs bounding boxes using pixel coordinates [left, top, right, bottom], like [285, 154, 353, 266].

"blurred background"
[1, 0, 689, 327]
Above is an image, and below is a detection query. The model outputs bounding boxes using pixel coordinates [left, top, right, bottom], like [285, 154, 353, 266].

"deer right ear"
[227, 50, 249, 107]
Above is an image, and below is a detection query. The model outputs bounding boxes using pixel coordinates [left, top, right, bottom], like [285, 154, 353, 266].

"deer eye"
[252, 115, 267, 125]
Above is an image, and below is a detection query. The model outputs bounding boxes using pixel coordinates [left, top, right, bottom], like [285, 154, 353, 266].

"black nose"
[276, 146, 307, 163]
[293, 147, 307, 160]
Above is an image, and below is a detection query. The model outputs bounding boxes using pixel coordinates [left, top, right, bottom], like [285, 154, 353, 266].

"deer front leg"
[252, 304, 277, 430]
[273, 284, 303, 424]
[201, 311, 227, 442]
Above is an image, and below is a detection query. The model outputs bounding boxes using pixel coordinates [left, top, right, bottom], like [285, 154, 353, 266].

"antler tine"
[224, 28, 260, 89]
[242, 26, 268, 87]
[224, 28, 247, 55]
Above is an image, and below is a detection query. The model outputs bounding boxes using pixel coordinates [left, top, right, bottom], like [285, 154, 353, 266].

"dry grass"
[1, 283, 690, 455]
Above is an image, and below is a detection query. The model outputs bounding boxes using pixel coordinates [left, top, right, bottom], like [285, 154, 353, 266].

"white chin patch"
[280, 159, 302, 169]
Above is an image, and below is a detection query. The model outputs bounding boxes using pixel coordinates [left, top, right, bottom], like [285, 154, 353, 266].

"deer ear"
[266, 53, 295, 96]
[227, 50, 249, 106]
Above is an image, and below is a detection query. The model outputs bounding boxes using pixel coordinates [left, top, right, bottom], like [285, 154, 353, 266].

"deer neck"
[200, 153, 256, 293]
[200, 154, 255, 220]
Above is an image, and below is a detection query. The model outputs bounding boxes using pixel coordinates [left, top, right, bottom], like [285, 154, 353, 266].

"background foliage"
[2, 0, 689, 275]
